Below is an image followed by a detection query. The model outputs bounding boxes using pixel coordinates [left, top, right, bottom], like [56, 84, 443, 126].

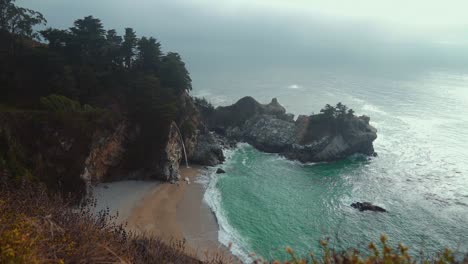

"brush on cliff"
[0, 180, 234, 264]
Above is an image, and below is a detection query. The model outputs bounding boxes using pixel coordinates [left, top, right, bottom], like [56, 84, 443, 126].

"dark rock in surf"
[216, 168, 226, 174]
[351, 202, 387, 212]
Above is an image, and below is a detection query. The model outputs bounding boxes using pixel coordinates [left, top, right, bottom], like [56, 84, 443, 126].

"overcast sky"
[18, 0, 468, 72]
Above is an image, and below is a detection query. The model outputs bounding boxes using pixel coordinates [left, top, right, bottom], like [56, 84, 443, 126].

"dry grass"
[0, 180, 230, 264]
[250, 237, 467, 264]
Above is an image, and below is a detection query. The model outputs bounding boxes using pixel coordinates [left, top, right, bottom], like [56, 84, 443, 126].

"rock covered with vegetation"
[199, 97, 377, 162]
[286, 103, 377, 162]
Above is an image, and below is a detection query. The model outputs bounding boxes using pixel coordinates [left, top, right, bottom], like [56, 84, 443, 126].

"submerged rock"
[351, 202, 387, 212]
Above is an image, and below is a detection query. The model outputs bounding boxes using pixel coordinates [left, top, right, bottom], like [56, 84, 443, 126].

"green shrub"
[40, 94, 102, 113]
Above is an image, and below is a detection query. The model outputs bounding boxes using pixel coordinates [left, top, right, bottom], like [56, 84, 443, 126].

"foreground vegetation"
[0, 180, 232, 264]
[1, 1, 466, 263]
[1, 180, 465, 264]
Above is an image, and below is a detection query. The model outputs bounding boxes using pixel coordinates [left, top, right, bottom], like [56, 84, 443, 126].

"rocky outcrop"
[202, 96, 377, 163]
[178, 92, 203, 159]
[172, 92, 226, 168]
[190, 132, 225, 166]
[351, 202, 387, 212]
[159, 122, 184, 182]
[81, 121, 128, 185]
[209, 97, 293, 134]
[234, 115, 295, 153]
[285, 115, 377, 162]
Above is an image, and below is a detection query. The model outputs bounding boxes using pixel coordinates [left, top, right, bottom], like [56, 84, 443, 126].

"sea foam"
[200, 143, 256, 263]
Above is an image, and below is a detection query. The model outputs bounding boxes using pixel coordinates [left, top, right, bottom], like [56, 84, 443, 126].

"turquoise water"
[198, 69, 468, 262]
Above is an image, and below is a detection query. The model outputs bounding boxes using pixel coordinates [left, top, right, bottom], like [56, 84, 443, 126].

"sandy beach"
[93, 166, 237, 262]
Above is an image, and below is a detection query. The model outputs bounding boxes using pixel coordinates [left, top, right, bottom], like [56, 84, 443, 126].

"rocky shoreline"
[0, 95, 377, 194]
[116, 95, 378, 186]
[192, 96, 377, 166]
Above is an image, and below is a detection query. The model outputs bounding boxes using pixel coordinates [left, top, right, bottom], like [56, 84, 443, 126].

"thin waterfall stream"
[174, 123, 189, 168]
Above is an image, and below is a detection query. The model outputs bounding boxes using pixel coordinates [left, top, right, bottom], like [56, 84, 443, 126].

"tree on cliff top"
[1, 1, 194, 196]
[160, 52, 192, 93]
[0, 0, 46, 39]
[122, 27, 138, 69]
[320, 102, 355, 119]
[135, 36, 162, 73]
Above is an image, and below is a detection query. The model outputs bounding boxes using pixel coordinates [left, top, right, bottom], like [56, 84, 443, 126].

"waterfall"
[174, 123, 189, 168]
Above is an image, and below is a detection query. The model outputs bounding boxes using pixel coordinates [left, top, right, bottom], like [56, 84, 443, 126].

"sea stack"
[198, 97, 378, 163]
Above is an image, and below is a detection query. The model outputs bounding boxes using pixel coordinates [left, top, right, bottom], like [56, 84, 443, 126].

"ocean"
[194, 67, 468, 262]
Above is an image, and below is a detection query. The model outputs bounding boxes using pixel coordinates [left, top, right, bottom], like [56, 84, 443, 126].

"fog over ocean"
[22, 0, 468, 261]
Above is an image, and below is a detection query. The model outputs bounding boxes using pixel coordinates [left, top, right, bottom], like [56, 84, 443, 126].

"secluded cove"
[92, 166, 238, 262]
[196, 69, 468, 262]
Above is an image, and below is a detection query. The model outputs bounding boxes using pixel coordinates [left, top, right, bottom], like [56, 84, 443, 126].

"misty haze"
[1, 0, 468, 263]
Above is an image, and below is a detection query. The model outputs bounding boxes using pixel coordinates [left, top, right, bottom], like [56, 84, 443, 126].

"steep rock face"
[202, 96, 377, 163]
[81, 121, 128, 185]
[178, 92, 202, 159]
[175, 92, 225, 167]
[286, 115, 377, 162]
[0, 93, 225, 197]
[158, 122, 184, 182]
[241, 115, 295, 153]
[294, 115, 311, 142]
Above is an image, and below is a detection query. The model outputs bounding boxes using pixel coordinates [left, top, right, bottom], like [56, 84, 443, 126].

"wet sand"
[106, 166, 237, 262]
[177, 168, 232, 259]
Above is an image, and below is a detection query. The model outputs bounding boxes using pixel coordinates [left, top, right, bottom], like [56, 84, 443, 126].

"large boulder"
[351, 202, 387, 212]
[190, 132, 225, 166]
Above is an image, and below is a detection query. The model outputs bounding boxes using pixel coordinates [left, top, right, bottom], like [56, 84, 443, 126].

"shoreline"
[93, 166, 239, 263]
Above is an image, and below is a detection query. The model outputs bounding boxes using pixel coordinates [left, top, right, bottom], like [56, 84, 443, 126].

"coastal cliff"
[199, 96, 377, 163]
[0, 92, 224, 197]
[0, 95, 377, 200]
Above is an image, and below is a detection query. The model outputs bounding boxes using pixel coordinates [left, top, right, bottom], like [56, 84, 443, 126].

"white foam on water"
[287, 84, 303, 89]
[361, 103, 388, 115]
[200, 144, 256, 263]
[271, 153, 320, 167]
